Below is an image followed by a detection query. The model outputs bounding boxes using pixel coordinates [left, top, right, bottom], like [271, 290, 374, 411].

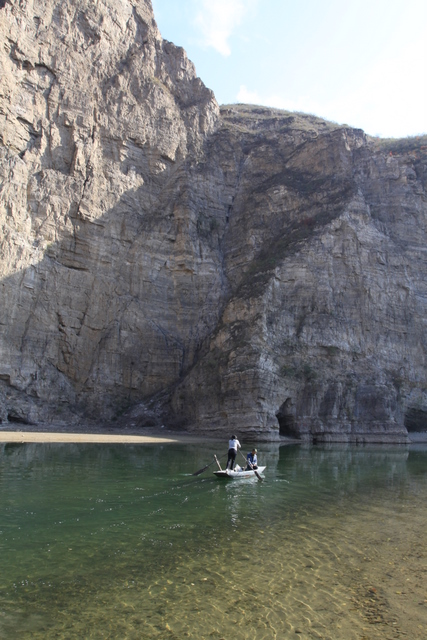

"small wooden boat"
[213, 465, 266, 480]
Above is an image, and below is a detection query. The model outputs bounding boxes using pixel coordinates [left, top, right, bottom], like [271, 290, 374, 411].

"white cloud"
[193, 0, 254, 56]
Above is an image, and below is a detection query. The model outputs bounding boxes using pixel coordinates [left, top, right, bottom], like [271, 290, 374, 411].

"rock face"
[1, 0, 426, 442]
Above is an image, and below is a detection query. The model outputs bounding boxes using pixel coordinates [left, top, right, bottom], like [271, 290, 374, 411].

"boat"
[213, 465, 266, 479]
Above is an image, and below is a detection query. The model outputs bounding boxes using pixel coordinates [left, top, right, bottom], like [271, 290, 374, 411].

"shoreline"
[0, 425, 424, 445]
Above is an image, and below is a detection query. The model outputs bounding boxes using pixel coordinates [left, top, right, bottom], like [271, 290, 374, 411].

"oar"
[240, 450, 263, 481]
[192, 454, 225, 476]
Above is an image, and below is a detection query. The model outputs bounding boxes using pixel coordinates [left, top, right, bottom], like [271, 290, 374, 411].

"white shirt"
[228, 438, 241, 451]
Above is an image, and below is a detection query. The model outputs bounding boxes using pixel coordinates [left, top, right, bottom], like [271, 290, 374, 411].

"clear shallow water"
[0, 442, 426, 639]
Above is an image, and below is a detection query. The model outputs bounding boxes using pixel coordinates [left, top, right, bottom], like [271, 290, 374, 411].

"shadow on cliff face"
[0, 143, 230, 426]
[0, 0, 222, 426]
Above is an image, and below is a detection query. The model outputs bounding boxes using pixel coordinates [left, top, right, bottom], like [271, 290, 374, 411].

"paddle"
[192, 454, 225, 476]
[240, 450, 263, 481]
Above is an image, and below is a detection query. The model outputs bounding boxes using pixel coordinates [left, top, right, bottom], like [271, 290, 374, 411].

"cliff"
[1, 0, 426, 442]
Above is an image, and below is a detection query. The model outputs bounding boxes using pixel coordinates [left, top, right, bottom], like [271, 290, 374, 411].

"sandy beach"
[0, 429, 204, 445]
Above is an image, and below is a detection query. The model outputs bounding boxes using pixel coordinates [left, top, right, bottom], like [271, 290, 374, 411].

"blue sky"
[151, 0, 426, 138]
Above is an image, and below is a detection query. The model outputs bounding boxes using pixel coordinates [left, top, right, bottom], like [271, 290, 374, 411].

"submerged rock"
[0, 0, 426, 442]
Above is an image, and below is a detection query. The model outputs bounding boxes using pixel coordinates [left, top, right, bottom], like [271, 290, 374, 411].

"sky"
[151, 0, 427, 139]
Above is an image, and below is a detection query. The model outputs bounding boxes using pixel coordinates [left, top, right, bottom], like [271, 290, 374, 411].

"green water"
[0, 442, 426, 639]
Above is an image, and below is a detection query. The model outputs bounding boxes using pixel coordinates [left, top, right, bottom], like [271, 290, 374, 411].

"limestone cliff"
[1, 0, 426, 442]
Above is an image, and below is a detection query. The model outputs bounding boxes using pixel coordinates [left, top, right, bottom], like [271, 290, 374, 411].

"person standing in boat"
[246, 448, 258, 470]
[226, 435, 241, 470]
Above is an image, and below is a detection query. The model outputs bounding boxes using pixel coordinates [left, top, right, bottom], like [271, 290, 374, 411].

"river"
[0, 441, 426, 639]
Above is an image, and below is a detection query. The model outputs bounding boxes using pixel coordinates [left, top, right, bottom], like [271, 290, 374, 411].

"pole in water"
[192, 454, 226, 476]
[214, 454, 223, 471]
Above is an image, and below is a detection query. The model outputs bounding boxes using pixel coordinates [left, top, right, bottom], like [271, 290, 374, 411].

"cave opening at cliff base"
[276, 398, 299, 438]
[404, 407, 427, 433]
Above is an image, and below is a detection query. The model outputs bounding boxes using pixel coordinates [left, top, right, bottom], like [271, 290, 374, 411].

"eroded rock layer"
[1, 0, 426, 441]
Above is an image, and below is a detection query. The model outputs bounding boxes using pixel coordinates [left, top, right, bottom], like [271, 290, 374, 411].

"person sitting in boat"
[226, 435, 241, 470]
[246, 448, 258, 470]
